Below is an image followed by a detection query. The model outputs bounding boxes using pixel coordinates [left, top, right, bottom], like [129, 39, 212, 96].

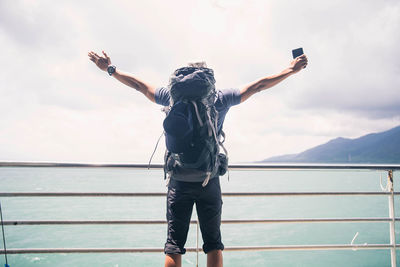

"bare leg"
[165, 254, 181, 267]
[207, 249, 223, 267]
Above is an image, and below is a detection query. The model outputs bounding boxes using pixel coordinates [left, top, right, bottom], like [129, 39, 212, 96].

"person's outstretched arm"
[88, 51, 156, 103]
[240, 54, 308, 103]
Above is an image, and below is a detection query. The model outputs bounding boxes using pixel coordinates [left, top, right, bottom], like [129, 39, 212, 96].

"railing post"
[388, 170, 397, 267]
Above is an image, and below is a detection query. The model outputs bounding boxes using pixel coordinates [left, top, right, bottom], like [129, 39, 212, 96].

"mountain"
[262, 125, 400, 163]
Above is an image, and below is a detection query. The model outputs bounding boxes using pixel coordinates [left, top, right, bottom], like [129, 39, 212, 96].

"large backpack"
[163, 66, 228, 186]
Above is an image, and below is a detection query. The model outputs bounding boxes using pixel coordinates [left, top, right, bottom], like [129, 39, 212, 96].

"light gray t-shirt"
[155, 87, 241, 181]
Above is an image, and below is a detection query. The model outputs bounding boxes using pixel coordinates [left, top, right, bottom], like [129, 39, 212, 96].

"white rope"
[206, 119, 212, 137]
[147, 131, 165, 169]
[207, 109, 219, 144]
[165, 172, 172, 187]
[214, 108, 219, 135]
[219, 142, 228, 156]
[350, 232, 367, 251]
[202, 172, 212, 187]
[380, 172, 389, 192]
[351, 232, 359, 245]
[191, 101, 204, 127]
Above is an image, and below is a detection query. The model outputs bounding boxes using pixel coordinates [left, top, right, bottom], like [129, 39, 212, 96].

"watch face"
[107, 65, 116, 75]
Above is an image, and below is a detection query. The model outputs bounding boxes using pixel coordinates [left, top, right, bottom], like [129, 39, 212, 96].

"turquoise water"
[0, 167, 399, 266]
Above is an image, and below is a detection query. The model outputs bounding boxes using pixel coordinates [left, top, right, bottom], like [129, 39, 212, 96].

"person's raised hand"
[88, 50, 111, 72]
[289, 54, 308, 74]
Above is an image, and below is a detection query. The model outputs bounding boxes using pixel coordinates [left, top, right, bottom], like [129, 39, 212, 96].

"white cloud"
[1, 0, 399, 163]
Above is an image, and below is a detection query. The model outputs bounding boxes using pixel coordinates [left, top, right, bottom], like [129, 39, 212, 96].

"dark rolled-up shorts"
[164, 177, 224, 254]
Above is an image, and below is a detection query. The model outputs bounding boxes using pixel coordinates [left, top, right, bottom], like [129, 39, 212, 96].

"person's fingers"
[88, 53, 98, 62]
[299, 57, 308, 64]
[102, 50, 111, 62]
[92, 52, 101, 59]
[89, 52, 99, 60]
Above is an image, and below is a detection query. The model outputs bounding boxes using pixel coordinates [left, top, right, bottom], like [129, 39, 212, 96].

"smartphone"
[292, 47, 304, 59]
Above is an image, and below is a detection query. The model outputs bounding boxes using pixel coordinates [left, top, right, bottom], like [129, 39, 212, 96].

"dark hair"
[187, 61, 207, 68]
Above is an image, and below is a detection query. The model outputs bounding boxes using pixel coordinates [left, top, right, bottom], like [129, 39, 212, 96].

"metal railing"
[0, 163, 399, 266]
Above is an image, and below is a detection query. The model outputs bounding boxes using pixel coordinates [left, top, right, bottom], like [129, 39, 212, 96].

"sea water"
[0, 167, 399, 267]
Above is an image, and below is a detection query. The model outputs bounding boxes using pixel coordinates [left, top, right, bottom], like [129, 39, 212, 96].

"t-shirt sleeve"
[154, 87, 171, 106]
[220, 88, 241, 108]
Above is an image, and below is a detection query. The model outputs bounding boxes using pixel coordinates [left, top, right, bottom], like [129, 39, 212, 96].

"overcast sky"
[1, 0, 399, 163]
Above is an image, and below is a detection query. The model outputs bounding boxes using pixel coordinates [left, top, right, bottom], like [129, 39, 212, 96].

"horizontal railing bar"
[224, 244, 397, 251]
[0, 192, 397, 197]
[0, 192, 166, 197]
[1, 244, 397, 254]
[2, 218, 398, 225]
[0, 162, 164, 169]
[230, 164, 400, 171]
[1, 162, 400, 170]
[222, 192, 397, 196]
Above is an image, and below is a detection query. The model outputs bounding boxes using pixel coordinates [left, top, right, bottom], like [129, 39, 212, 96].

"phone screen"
[292, 48, 304, 59]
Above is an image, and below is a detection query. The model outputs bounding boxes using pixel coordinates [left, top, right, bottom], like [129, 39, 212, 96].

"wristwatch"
[107, 65, 116, 76]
